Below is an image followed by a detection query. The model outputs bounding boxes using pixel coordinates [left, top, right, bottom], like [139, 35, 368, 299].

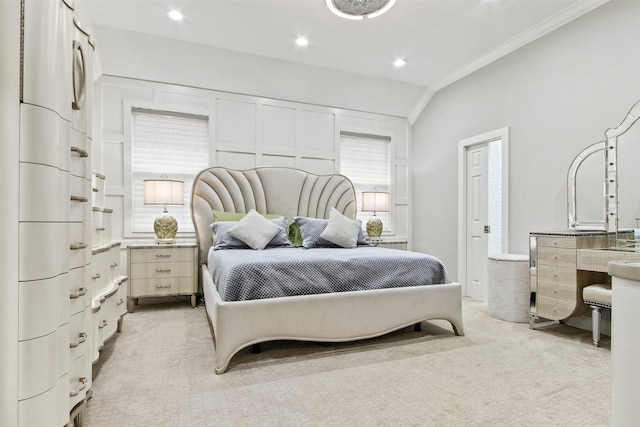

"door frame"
[457, 127, 510, 297]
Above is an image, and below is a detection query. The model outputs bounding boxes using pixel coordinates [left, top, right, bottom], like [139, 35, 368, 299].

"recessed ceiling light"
[168, 10, 183, 21]
[393, 58, 407, 67]
[296, 37, 309, 47]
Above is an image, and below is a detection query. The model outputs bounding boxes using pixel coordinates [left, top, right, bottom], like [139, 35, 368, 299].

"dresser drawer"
[18, 374, 69, 427]
[536, 236, 576, 249]
[130, 261, 194, 280]
[537, 280, 577, 301]
[18, 324, 69, 400]
[19, 274, 68, 341]
[537, 247, 576, 268]
[537, 266, 576, 286]
[130, 277, 196, 297]
[130, 246, 194, 264]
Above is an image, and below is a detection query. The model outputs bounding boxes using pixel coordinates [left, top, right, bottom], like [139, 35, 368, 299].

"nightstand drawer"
[130, 247, 194, 264]
[130, 261, 194, 279]
[130, 277, 195, 297]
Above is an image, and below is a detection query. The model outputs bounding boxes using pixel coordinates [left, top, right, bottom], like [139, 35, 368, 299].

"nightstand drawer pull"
[92, 273, 101, 280]
[69, 377, 87, 397]
[155, 284, 172, 289]
[69, 332, 87, 348]
[156, 268, 171, 273]
[70, 242, 87, 250]
[110, 262, 118, 268]
[69, 287, 87, 299]
[70, 195, 88, 202]
[96, 227, 106, 231]
[156, 254, 172, 258]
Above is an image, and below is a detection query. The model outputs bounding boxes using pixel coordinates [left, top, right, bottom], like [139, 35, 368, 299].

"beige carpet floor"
[84, 297, 611, 426]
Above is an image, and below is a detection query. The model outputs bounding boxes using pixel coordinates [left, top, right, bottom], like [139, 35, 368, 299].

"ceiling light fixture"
[168, 10, 183, 21]
[325, 0, 397, 20]
[393, 58, 406, 67]
[296, 37, 309, 47]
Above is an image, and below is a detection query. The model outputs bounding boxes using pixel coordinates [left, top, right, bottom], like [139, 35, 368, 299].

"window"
[339, 132, 390, 230]
[130, 108, 209, 234]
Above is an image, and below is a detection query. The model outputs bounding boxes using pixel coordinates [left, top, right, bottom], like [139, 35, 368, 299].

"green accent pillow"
[288, 222, 304, 247]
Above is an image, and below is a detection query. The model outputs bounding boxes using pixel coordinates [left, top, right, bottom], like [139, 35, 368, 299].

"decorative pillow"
[319, 207, 361, 248]
[288, 222, 304, 247]
[228, 209, 281, 250]
[211, 215, 291, 250]
[295, 214, 370, 249]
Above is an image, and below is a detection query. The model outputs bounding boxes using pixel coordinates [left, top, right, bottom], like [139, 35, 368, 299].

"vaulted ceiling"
[74, 0, 609, 118]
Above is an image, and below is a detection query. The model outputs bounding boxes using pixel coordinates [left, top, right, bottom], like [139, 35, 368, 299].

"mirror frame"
[567, 141, 605, 230]
[605, 100, 640, 233]
[568, 100, 640, 233]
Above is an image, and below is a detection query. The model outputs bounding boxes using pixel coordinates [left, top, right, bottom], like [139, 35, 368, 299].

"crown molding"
[432, 0, 610, 92]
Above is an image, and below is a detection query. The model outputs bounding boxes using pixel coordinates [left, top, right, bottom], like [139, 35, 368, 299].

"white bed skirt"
[202, 265, 465, 374]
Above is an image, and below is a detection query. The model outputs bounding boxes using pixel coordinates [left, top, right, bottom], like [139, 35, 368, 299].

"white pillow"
[319, 207, 361, 248]
[228, 209, 281, 250]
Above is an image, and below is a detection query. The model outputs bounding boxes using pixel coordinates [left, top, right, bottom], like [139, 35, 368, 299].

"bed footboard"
[202, 266, 464, 374]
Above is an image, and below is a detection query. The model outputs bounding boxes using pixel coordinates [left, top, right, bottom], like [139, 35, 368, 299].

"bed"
[191, 166, 464, 374]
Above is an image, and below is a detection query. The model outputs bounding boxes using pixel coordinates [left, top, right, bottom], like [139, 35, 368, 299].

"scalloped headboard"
[190, 167, 357, 264]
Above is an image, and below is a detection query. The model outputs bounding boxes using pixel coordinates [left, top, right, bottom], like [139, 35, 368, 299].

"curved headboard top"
[190, 167, 357, 264]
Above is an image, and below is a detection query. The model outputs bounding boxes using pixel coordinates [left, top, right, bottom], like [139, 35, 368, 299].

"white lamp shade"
[361, 191, 389, 213]
[144, 179, 184, 205]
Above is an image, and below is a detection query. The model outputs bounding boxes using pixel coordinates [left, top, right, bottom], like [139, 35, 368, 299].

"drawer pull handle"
[92, 273, 101, 280]
[69, 377, 87, 397]
[70, 242, 88, 250]
[99, 319, 108, 328]
[155, 284, 172, 289]
[96, 227, 106, 231]
[156, 268, 171, 273]
[156, 254, 171, 258]
[69, 287, 87, 299]
[92, 187, 98, 193]
[70, 195, 88, 202]
[69, 332, 87, 348]
[70, 146, 88, 157]
[110, 262, 118, 268]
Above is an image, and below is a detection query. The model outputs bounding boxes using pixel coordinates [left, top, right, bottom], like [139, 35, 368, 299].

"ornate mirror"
[568, 100, 640, 239]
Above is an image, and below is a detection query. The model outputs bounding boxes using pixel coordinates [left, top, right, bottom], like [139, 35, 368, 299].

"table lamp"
[361, 190, 389, 238]
[144, 176, 184, 243]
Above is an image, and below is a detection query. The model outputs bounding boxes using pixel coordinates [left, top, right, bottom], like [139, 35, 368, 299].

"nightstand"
[127, 243, 198, 312]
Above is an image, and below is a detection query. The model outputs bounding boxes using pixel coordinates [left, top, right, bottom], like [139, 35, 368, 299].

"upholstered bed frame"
[191, 166, 464, 373]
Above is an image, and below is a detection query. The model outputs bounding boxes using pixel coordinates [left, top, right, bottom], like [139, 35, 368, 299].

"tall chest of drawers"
[127, 243, 198, 311]
[529, 231, 612, 326]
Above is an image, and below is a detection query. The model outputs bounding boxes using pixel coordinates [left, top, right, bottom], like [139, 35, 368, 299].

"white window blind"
[339, 133, 390, 230]
[131, 109, 209, 234]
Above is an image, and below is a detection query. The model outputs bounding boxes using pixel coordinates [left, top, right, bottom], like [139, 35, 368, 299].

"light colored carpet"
[84, 297, 611, 426]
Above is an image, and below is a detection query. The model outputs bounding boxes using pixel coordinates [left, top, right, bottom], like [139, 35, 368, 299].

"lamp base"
[366, 216, 383, 238]
[154, 212, 178, 241]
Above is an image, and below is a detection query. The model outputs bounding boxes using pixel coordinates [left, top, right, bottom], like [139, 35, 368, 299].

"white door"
[466, 143, 489, 301]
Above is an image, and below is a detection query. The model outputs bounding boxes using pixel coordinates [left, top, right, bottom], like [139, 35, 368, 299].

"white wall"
[412, 0, 640, 279]
[89, 25, 425, 119]
[94, 75, 412, 246]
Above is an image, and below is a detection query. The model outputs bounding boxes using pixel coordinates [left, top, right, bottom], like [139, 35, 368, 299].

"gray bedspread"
[207, 246, 449, 301]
